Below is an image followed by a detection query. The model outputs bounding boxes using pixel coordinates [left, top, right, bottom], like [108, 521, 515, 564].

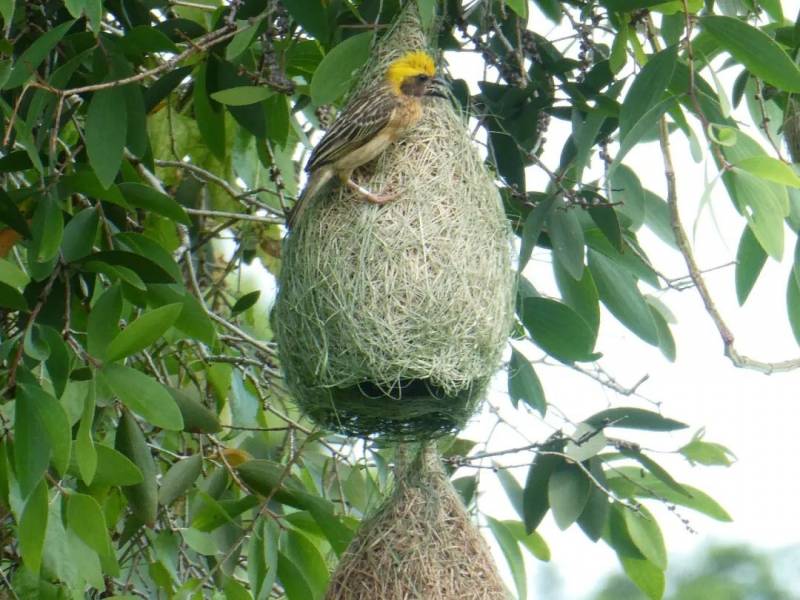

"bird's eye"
[417, 74, 429, 82]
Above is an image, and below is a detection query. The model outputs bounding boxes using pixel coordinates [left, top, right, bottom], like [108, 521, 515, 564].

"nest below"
[274, 7, 514, 439]
[325, 445, 508, 600]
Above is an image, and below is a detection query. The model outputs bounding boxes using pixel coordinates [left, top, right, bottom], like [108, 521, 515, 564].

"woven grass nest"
[274, 8, 514, 439]
[326, 445, 508, 600]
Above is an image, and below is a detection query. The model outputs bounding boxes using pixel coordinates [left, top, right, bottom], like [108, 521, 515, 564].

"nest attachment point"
[274, 8, 515, 439]
[325, 445, 509, 600]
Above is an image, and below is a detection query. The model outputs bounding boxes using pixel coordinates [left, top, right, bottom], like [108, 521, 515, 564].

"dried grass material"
[274, 7, 514, 438]
[325, 446, 508, 600]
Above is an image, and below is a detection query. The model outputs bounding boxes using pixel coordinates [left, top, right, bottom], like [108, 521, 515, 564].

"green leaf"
[554, 262, 600, 335]
[18, 384, 71, 477]
[495, 466, 525, 520]
[505, 0, 528, 17]
[502, 520, 551, 561]
[86, 87, 128, 189]
[89, 444, 143, 487]
[4, 20, 76, 89]
[548, 462, 591, 530]
[284, 0, 330, 43]
[101, 363, 184, 430]
[159, 454, 203, 505]
[734, 155, 800, 188]
[548, 201, 585, 280]
[277, 549, 314, 600]
[118, 183, 190, 225]
[610, 28, 628, 74]
[588, 206, 623, 252]
[624, 505, 667, 570]
[417, 0, 436, 28]
[787, 270, 800, 345]
[14, 386, 50, 497]
[735, 226, 766, 305]
[722, 167, 786, 260]
[284, 528, 329, 599]
[605, 504, 665, 600]
[0, 281, 26, 310]
[19, 479, 48, 574]
[114, 410, 158, 526]
[577, 458, 611, 542]
[105, 303, 183, 362]
[226, 21, 261, 61]
[87, 284, 123, 359]
[610, 165, 646, 229]
[487, 516, 527, 599]
[170, 389, 221, 433]
[586, 407, 688, 431]
[310, 32, 373, 106]
[76, 379, 97, 485]
[701, 16, 800, 93]
[231, 290, 261, 315]
[62, 207, 99, 262]
[619, 45, 677, 144]
[31, 192, 63, 262]
[519, 194, 556, 271]
[680, 439, 736, 466]
[621, 554, 665, 600]
[210, 86, 272, 106]
[523, 448, 564, 532]
[193, 63, 226, 161]
[612, 468, 732, 521]
[588, 249, 659, 346]
[508, 347, 546, 415]
[81, 251, 178, 283]
[0, 0, 13, 28]
[67, 493, 114, 564]
[520, 297, 597, 363]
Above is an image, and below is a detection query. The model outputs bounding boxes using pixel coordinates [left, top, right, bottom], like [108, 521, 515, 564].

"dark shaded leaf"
[586, 407, 688, 431]
[520, 297, 597, 363]
[86, 87, 128, 189]
[114, 410, 158, 526]
[508, 348, 546, 414]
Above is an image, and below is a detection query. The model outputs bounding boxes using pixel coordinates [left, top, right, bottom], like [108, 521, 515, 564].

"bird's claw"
[346, 178, 398, 205]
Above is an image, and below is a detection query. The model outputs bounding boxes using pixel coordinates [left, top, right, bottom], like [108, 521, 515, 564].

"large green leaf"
[19, 480, 48, 574]
[508, 348, 546, 415]
[523, 445, 564, 532]
[159, 454, 203, 506]
[586, 407, 687, 431]
[487, 516, 527, 599]
[118, 183, 190, 225]
[547, 200, 585, 280]
[548, 462, 591, 530]
[105, 303, 183, 362]
[788, 270, 800, 346]
[66, 493, 115, 569]
[701, 16, 800, 93]
[589, 249, 659, 345]
[86, 87, 128, 189]
[735, 226, 767, 305]
[4, 20, 75, 89]
[520, 297, 597, 363]
[624, 505, 667, 570]
[114, 410, 158, 526]
[310, 32, 373, 105]
[101, 363, 184, 430]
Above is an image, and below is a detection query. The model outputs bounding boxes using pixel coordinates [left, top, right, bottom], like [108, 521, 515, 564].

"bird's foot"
[346, 178, 398, 204]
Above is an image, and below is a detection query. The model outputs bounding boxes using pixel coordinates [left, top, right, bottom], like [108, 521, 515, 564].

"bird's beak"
[425, 76, 449, 99]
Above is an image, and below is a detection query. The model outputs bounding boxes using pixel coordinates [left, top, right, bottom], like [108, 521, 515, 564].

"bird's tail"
[287, 168, 334, 229]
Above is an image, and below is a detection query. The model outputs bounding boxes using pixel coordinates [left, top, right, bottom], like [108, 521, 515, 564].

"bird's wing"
[306, 89, 399, 172]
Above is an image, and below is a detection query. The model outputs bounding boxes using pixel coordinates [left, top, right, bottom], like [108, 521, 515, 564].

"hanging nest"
[274, 7, 514, 439]
[325, 445, 508, 600]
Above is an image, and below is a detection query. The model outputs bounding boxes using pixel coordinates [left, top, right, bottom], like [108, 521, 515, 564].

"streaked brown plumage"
[288, 51, 447, 228]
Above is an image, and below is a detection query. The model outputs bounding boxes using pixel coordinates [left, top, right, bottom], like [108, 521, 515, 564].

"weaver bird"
[288, 50, 447, 228]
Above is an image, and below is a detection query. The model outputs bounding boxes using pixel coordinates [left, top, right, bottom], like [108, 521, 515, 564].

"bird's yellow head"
[386, 51, 446, 98]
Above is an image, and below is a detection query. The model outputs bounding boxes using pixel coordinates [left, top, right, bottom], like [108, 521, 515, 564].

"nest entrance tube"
[325, 445, 508, 599]
[274, 6, 515, 439]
